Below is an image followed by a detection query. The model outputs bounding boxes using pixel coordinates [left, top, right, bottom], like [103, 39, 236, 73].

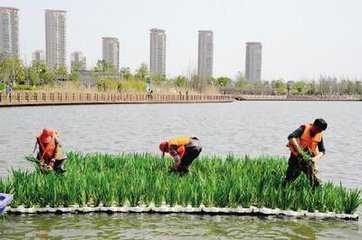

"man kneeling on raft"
[159, 136, 202, 174]
[34, 128, 67, 173]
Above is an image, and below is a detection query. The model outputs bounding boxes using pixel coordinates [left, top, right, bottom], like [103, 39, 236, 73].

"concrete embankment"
[235, 94, 361, 101]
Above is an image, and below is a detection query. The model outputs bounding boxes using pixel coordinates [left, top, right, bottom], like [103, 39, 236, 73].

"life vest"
[288, 123, 322, 156]
[169, 136, 191, 159]
[37, 130, 57, 160]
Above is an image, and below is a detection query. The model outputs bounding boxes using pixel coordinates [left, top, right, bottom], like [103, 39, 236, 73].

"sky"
[2, 0, 362, 80]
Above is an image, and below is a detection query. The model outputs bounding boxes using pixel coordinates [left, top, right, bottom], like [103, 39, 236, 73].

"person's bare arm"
[289, 138, 304, 155]
[312, 138, 326, 162]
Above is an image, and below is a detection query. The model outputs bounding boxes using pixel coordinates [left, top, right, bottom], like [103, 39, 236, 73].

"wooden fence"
[0, 91, 234, 106]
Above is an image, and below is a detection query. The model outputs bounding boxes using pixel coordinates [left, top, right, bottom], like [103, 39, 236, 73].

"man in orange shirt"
[159, 136, 202, 174]
[284, 118, 328, 187]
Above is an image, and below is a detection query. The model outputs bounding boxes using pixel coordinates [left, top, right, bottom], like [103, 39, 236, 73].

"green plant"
[0, 153, 360, 214]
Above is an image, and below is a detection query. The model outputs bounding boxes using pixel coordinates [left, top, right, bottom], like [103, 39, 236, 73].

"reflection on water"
[1, 102, 361, 238]
[0, 214, 360, 239]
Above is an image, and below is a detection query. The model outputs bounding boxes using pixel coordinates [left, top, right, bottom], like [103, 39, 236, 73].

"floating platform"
[4, 204, 358, 221]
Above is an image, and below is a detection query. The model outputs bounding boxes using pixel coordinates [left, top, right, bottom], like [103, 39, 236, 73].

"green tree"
[134, 63, 148, 81]
[42, 68, 56, 85]
[94, 60, 114, 72]
[69, 71, 79, 81]
[120, 67, 132, 80]
[234, 72, 249, 89]
[151, 74, 166, 84]
[0, 57, 26, 84]
[271, 79, 287, 95]
[174, 75, 188, 89]
[27, 65, 40, 85]
[215, 76, 232, 88]
[71, 62, 84, 73]
[292, 81, 306, 95]
[56, 66, 68, 81]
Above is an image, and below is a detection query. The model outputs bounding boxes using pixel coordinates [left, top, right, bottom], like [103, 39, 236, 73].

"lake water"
[0, 101, 361, 239]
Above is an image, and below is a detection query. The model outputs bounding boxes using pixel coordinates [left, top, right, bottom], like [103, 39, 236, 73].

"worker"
[284, 118, 328, 187]
[34, 128, 67, 173]
[159, 136, 202, 174]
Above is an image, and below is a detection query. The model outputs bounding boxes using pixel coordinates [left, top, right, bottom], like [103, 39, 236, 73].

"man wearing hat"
[284, 118, 328, 187]
[34, 128, 67, 173]
[159, 136, 202, 174]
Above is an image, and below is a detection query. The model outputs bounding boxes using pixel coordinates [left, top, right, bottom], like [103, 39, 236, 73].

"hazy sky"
[2, 0, 362, 80]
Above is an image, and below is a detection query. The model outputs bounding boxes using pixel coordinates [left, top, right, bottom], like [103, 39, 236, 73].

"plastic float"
[0, 193, 13, 214]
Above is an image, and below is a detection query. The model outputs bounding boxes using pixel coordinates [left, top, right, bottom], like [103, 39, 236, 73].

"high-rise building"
[102, 37, 119, 72]
[197, 30, 213, 79]
[245, 42, 262, 82]
[32, 50, 45, 64]
[70, 51, 86, 71]
[45, 9, 66, 69]
[150, 28, 166, 77]
[0, 7, 19, 58]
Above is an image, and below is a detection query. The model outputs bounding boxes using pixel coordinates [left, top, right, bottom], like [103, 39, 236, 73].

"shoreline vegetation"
[0, 57, 361, 97]
[0, 153, 360, 218]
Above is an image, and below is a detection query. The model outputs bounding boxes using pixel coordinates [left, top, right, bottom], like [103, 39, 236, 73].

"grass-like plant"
[0, 152, 360, 214]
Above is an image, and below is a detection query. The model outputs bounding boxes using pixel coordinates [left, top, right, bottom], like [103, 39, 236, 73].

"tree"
[69, 71, 79, 81]
[215, 76, 232, 88]
[27, 65, 40, 85]
[42, 68, 56, 85]
[120, 67, 132, 80]
[271, 79, 287, 95]
[0, 57, 26, 84]
[134, 63, 148, 81]
[71, 62, 84, 73]
[151, 74, 166, 84]
[94, 60, 114, 72]
[174, 75, 188, 89]
[56, 66, 68, 81]
[292, 81, 306, 95]
[234, 72, 249, 89]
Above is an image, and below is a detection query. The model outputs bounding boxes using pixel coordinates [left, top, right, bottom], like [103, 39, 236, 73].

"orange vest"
[288, 123, 322, 156]
[169, 136, 191, 159]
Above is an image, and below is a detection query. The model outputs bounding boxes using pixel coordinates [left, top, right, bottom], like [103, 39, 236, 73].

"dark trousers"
[284, 153, 321, 187]
[174, 138, 202, 174]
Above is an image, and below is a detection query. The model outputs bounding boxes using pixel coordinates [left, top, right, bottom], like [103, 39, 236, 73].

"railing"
[0, 91, 234, 106]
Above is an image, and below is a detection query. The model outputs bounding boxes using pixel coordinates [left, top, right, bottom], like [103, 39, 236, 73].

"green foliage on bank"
[0, 153, 360, 214]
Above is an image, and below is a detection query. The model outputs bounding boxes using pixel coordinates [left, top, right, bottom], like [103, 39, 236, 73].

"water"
[0, 101, 361, 238]
[0, 214, 360, 240]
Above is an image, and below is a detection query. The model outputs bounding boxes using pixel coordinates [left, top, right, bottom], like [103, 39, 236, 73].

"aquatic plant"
[0, 152, 360, 214]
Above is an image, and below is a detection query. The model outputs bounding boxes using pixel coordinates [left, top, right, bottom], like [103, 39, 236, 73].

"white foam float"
[4, 205, 359, 220]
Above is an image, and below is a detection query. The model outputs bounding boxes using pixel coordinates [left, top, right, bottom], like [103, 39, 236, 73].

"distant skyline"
[1, 0, 362, 80]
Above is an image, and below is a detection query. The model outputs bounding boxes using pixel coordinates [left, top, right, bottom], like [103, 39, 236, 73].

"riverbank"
[236, 94, 362, 101]
[0, 91, 233, 107]
[1, 153, 360, 219]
